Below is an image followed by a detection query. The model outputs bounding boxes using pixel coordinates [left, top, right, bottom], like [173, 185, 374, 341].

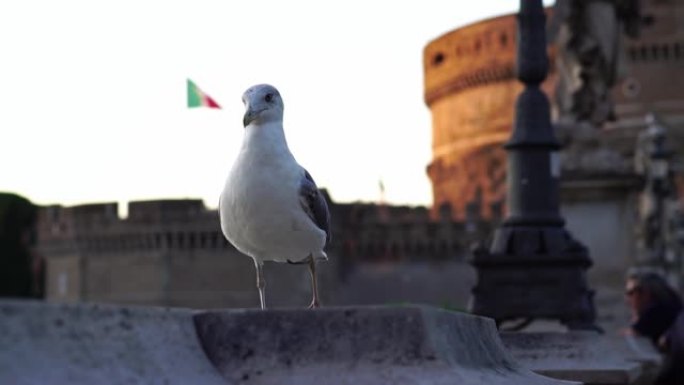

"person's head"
[625, 271, 682, 317]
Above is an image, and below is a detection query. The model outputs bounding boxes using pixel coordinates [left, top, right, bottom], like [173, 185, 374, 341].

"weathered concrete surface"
[605, 335, 662, 385]
[0, 300, 579, 385]
[194, 306, 578, 385]
[501, 331, 662, 385]
[0, 300, 228, 385]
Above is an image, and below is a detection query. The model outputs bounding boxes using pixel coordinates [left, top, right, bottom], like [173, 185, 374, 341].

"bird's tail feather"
[314, 250, 328, 262]
[286, 251, 328, 265]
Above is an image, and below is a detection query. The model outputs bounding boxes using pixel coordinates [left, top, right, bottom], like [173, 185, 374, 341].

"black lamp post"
[469, 0, 597, 330]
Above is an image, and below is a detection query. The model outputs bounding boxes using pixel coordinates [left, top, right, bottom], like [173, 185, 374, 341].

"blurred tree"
[0, 193, 40, 298]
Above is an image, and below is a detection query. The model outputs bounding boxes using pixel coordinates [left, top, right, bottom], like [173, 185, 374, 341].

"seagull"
[219, 84, 331, 310]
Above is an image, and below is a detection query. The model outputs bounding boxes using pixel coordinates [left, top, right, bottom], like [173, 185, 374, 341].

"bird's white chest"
[221, 149, 321, 262]
[227, 151, 299, 216]
[219, 121, 327, 263]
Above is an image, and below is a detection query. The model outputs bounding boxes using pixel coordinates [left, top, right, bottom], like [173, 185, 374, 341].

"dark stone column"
[468, 0, 598, 331]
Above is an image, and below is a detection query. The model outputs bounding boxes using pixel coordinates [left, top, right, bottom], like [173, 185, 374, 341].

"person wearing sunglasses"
[623, 270, 683, 385]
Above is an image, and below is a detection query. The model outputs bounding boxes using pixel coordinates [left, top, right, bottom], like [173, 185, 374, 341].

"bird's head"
[242, 84, 284, 127]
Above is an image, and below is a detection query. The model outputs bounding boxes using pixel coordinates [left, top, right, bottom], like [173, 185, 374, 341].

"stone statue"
[633, 114, 679, 275]
[551, 0, 642, 127]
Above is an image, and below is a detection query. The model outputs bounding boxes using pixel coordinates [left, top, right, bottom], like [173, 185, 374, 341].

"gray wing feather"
[299, 169, 331, 245]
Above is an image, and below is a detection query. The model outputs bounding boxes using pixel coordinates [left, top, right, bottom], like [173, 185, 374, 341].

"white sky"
[0, 0, 554, 212]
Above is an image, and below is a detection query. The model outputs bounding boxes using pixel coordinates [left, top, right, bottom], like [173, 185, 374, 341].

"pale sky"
[0, 0, 554, 213]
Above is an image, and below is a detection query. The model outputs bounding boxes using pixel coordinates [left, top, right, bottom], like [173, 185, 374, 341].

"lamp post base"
[469, 225, 598, 331]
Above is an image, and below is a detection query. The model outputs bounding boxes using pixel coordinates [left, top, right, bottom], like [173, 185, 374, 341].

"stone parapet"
[0, 300, 577, 385]
[501, 331, 662, 385]
[0, 300, 225, 385]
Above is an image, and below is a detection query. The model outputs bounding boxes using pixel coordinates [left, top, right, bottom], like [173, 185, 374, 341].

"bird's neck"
[243, 121, 292, 158]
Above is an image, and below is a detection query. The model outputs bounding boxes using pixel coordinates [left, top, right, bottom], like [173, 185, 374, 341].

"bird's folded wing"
[299, 169, 332, 245]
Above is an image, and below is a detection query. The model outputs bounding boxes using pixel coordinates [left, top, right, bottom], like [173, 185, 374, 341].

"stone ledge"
[501, 331, 662, 385]
[194, 306, 577, 385]
[0, 299, 226, 385]
[1, 300, 577, 385]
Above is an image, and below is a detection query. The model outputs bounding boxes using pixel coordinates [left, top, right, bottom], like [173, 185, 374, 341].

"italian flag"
[187, 79, 221, 109]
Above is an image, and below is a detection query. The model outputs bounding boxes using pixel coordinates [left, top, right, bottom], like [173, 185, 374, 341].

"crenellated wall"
[36, 197, 492, 310]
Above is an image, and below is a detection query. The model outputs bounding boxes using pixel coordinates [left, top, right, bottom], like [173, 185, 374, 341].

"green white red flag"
[187, 79, 221, 109]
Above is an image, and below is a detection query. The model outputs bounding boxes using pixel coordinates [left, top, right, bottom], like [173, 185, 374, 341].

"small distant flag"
[187, 79, 221, 109]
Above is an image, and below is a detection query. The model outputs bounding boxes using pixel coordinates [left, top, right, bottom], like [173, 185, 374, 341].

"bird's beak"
[243, 110, 254, 127]
[243, 106, 261, 127]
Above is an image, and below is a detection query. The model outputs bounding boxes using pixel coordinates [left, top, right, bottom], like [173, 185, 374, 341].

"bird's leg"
[255, 260, 266, 310]
[308, 256, 320, 309]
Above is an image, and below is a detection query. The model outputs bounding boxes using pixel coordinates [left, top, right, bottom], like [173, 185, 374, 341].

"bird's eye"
[265, 93, 274, 103]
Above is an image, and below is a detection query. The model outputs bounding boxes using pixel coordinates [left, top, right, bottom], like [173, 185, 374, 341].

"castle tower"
[424, 0, 684, 220]
[423, 11, 558, 221]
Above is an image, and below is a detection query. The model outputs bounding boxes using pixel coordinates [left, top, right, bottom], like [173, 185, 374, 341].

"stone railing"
[1, 300, 579, 385]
